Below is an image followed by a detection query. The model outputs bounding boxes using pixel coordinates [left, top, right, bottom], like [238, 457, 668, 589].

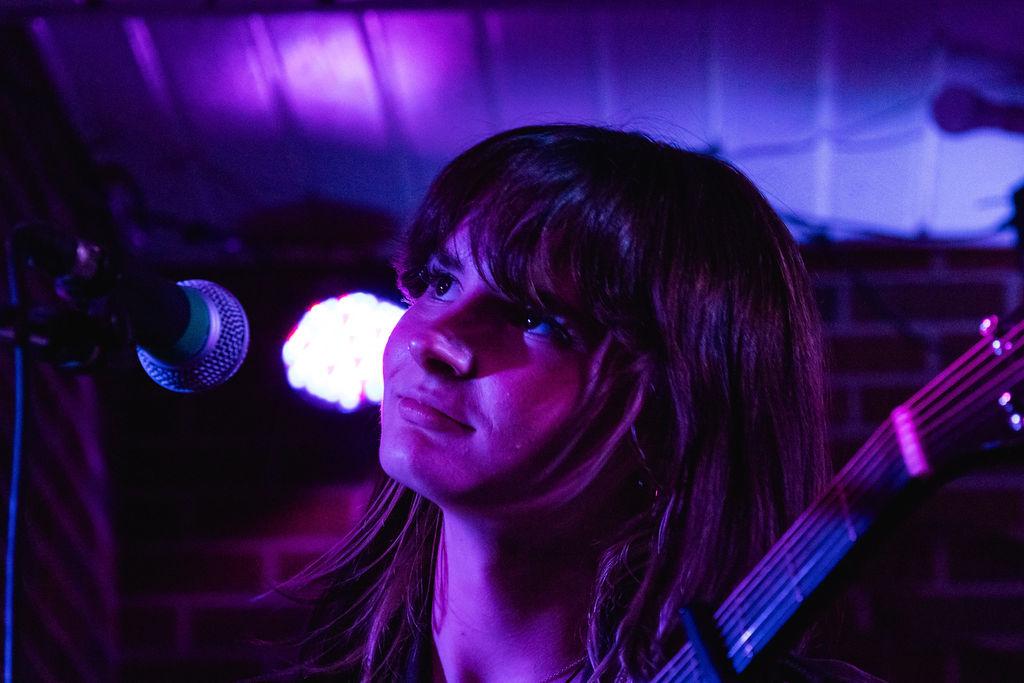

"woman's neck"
[430, 512, 594, 682]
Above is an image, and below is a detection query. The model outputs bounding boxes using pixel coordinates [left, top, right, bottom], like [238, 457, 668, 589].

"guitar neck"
[651, 419, 912, 682]
[649, 318, 1024, 681]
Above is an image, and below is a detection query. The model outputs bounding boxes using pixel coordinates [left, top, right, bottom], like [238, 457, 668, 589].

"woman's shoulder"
[776, 655, 886, 683]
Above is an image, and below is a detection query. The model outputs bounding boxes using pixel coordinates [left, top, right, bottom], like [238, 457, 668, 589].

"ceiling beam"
[2, 0, 660, 20]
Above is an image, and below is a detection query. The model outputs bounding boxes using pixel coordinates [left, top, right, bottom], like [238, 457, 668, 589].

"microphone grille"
[136, 279, 250, 392]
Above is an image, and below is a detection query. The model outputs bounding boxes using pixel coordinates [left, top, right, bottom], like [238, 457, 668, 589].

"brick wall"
[109, 246, 1024, 682]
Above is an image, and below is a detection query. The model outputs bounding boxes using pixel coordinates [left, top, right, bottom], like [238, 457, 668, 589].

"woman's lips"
[397, 396, 473, 433]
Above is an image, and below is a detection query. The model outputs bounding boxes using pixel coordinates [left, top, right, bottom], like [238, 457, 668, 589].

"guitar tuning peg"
[992, 338, 1011, 356]
[1001, 392, 1024, 430]
[979, 315, 999, 336]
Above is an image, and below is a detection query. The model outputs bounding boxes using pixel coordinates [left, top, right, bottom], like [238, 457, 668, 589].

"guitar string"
[737, 342, 1024, 667]
[717, 327, 1024, 663]
[730, 339, 1024, 668]
[673, 345, 1024, 682]
[712, 418, 902, 628]
[905, 353, 1024, 460]
[902, 328, 998, 411]
[714, 429, 901, 636]
[909, 327, 1024, 423]
[712, 325, 1024, 655]
[908, 331, 1022, 424]
[660, 426, 901, 675]
[649, 642, 697, 683]
[652, 322, 1024, 681]
[720, 445, 906, 663]
[717, 320, 1024, 628]
[727, 457, 909, 665]
[623, 446, 896, 676]
[649, 434, 903, 682]
[717, 334, 1024, 654]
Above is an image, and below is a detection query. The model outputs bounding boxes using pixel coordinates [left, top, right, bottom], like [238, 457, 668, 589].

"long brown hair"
[289, 125, 830, 681]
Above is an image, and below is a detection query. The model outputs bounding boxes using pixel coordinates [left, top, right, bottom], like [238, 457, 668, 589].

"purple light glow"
[282, 292, 405, 412]
[269, 15, 387, 142]
[31, 6, 1024, 241]
[375, 11, 496, 157]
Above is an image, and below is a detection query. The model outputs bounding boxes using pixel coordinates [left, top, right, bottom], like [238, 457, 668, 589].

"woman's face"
[379, 228, 594, 518]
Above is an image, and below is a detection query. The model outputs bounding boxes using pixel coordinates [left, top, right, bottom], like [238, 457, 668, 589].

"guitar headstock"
[904, 312, 1024, 475]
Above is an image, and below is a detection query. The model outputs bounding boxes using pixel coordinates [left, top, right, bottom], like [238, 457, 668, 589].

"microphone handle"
[10, 220, 192, 351]
[115, 266, 194, 355]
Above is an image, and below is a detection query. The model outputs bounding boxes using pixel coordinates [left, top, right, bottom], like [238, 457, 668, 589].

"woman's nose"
[408, 328, 475, 378]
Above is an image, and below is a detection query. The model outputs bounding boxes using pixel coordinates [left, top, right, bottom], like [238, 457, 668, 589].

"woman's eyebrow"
[431, 244, 464, 272]
[535, 286, 584, 320]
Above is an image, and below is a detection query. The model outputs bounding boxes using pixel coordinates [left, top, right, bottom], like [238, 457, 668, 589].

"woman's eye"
[431, 274, 454, 297]
[420, 266, 456, 298]
[520, 311, 571, 345]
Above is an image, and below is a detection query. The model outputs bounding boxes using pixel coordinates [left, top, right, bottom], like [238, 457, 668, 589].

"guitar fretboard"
[651, 421, 911, 682]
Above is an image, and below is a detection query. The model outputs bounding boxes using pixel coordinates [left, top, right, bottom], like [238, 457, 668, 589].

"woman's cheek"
[382, 309, 414, 379]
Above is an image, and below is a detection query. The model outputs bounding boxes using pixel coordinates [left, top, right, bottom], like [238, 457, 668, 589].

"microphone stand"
[0, 304, 117, 370]
[1, 235, 121, 683]
[3, 241, 26, 683]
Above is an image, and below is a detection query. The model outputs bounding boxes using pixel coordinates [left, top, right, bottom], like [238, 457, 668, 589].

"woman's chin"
[379, 442, 477, 504]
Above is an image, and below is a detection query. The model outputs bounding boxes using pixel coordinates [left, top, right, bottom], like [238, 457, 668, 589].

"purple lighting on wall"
[270, 15, 387, 141]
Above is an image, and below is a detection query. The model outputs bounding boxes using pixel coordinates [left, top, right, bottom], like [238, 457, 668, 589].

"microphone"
[133, 278, 249, 393]
[933, 86, 1024, 135]
[10, 222, 249, 392]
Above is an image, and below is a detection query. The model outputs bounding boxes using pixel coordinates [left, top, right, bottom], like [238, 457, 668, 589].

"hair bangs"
[469, 185, 592, 320]
[398, 159, 639, 349]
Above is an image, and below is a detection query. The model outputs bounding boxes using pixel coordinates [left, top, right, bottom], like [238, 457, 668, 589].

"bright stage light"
[282, 292, 405, 412]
